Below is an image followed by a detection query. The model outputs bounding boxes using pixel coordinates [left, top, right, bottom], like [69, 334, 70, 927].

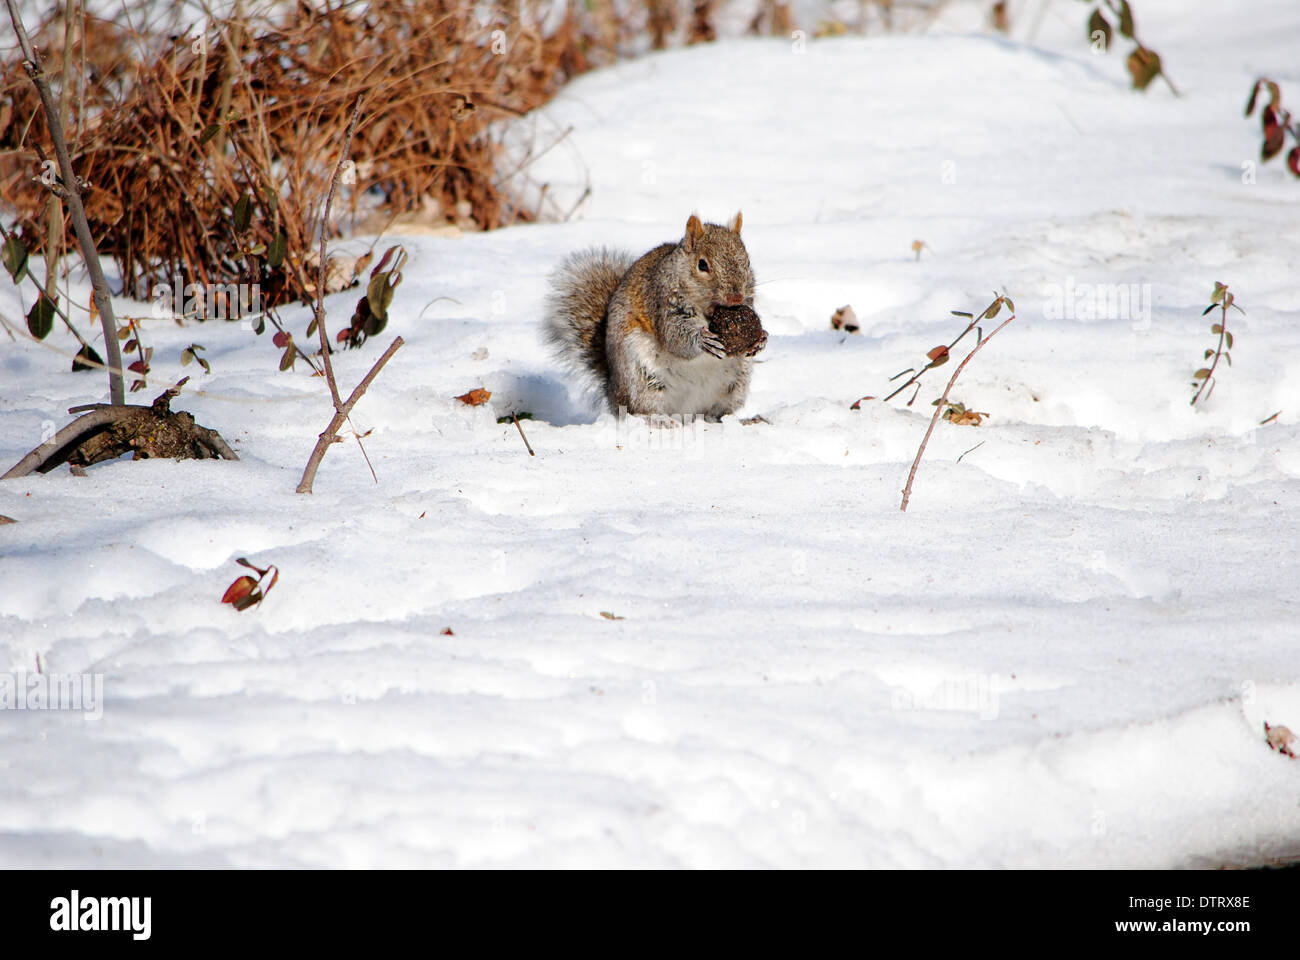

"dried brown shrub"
[1, 1, 624, 307]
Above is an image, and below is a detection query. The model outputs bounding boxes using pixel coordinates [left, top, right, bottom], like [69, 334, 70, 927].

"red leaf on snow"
[221, 575, 258, 605]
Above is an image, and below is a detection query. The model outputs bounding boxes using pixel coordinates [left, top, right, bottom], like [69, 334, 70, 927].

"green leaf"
[1211, 323, 1222, 334]
[2, 235, 28, 282]
[983, 300, 1002, 320]
[198, 123, 221, 146]
[1116, 0, 1135, 39]
[233, 194, 252, 232]
[72, 343, 103, 372]
[267, 232, 287, 269]
[26, 295, 55, 339]
[1204, 349, 1213, 359]
[1088, 8, 1112, 50]
[1225, 331, 1233, 349]
[279, 343, 296, 371]
[1210, 282, 1226, 304]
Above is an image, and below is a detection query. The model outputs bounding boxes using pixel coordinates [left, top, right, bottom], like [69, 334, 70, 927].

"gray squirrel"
[543, 213, 760, 419]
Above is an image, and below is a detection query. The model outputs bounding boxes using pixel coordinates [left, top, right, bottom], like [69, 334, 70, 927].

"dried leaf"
[599, 611, 625, 620]
[1261, 105, 1280, 138]
[222, 575, 258, 606]
[455, 388, 491, 406]
[1265, 722, 1297, 759]
[926, 345, 950, 366]
[949, 409, 985, 426]
[831, 305, 859, 333]
[1262, 125, 1285, 163]
[1126, 46, 1161, 91]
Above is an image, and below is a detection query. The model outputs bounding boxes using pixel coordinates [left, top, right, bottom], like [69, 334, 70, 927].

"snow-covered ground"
[2, 0, 1299, 867]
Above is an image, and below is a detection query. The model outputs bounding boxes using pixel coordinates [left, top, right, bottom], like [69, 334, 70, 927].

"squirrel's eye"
[697, 258, 709, 273]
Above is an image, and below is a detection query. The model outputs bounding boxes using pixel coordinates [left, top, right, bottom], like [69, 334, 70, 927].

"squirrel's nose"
[724, 294, 744, 307]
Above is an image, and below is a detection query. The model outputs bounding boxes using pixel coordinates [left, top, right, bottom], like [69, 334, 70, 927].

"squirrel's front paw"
[698, 327, 728, 359]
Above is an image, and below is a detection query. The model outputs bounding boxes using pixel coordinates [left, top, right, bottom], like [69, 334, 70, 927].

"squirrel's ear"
[729, 211, 743, 235]
[685, 214, 704, 248]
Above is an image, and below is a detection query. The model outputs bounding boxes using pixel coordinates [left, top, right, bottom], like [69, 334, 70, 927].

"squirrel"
[543, 213, 760, 420]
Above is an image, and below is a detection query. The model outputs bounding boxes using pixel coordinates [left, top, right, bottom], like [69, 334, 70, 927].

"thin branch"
[313, 94, 366, 408]
[296, 336, 404, 494]
[901, 313, 1014, 512]
[295, 93, 406, 495]
[512, 413, 535, 456]
[4, 0, 125, 404]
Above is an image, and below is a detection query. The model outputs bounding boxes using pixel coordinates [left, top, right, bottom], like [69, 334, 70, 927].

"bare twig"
[4, 0, 125, 404]
[296, 336, 404, 494]
[900, 303, 1014, 512]
[512, 413, 535, 456]
[295, 94, 407, 494]
[313, 94, 365, 408]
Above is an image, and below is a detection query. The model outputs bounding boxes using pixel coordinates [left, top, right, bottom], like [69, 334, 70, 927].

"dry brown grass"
[1, 1, 629, 307]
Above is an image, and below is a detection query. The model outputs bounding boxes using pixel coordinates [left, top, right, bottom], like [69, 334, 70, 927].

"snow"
[2, 0, 1299, 868]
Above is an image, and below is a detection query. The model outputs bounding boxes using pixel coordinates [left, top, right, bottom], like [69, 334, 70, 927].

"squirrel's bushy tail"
[543, 247, 634, 392]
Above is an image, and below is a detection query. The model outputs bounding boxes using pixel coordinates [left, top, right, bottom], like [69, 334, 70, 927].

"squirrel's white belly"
[656, 353, 736, 415]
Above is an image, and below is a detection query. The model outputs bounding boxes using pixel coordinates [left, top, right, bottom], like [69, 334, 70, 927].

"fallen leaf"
[1265, 722, 1297, 759]
[221, 575, 258, 606]
[831, 305, 859, 333]
[455, 388, 491, 406]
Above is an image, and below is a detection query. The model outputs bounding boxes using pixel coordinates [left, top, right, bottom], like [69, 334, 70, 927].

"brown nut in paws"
[707, 304, 767, 358]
